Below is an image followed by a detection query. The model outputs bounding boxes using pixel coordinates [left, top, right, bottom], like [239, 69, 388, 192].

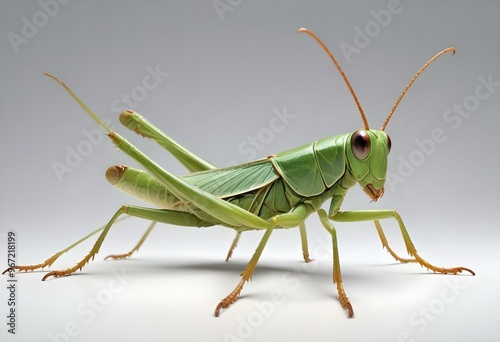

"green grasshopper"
[4, 28, 474, 317]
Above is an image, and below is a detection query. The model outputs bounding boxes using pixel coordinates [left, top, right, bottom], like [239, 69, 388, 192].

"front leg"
[317, 210, 354, 317]
[332, 209, 475, 275]
[317, 208, 475, 317]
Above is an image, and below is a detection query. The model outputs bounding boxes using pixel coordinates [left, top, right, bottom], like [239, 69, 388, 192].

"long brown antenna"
[299, 28, 369, 130]
[381, 47, 456, 131]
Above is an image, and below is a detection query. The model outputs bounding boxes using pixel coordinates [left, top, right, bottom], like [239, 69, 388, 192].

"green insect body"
[109, 128, 388, 231]
[4, 28, 474, 318]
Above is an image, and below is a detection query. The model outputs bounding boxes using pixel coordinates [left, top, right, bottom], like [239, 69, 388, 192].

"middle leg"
[215, 206, 310, 316]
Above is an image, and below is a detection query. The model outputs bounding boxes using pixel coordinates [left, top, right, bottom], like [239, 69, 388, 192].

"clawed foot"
[1, 252, 64, 275]
[41, 256, 94, 281]
[336, 282, 354, 318]
[105, 253, 133, 260]
[429, 266, 475, 276]
[3, 251, 98, 281]
[214, 279, 245, 317]
[303, 252, 314, 263]
[2, 267, 15, 275]
[42, 270, 74, 281]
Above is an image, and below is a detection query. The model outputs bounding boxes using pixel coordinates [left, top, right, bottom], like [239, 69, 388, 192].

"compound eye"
[351, 130, 371, 160]
[387, 134, 392, 154]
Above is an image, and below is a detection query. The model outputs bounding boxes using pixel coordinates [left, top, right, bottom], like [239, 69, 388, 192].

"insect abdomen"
[106, 165, 183, 209]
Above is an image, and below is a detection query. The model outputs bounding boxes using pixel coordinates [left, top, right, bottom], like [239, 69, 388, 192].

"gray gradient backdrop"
[1, 1, 499, 342]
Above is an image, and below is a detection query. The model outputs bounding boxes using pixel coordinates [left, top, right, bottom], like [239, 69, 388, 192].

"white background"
[1, 1, 499, 341]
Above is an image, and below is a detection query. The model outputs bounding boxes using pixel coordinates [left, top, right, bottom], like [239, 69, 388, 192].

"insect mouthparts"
[364, 184, 384, 202]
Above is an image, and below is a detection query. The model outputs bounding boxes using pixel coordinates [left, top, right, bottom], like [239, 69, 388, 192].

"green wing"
[181, 158, 279, 199]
